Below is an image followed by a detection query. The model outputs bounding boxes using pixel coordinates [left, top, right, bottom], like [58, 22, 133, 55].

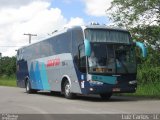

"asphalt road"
[0, 86, 159, 120]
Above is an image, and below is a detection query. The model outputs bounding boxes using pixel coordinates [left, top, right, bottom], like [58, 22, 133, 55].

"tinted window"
[72, 29, 84, 56]
[79, 44, 86, 73]
[72, 29, 84, 69]
[19, 31, 72, 61]
[85, 29, 131, 44]
[40, 40, 52, 57]
[50, 31, 72, 55]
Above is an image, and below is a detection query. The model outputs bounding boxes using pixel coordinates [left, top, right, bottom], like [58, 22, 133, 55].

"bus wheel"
[63, 81, 75, 99]
[100, 93, 112, 100]
[25, 80, 37, 94]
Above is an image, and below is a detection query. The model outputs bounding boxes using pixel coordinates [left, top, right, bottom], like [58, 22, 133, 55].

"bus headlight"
[89, 88, 94, 91]
[129, 80, 137, 85]
[89, 80, 103, 85]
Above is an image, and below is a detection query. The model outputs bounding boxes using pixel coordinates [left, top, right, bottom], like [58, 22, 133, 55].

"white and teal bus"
[16, 25, 147, 99]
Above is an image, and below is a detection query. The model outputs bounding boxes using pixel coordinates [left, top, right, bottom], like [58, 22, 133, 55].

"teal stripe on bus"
[29, 62, 37, 89]
[35, 62, 43, 90]
[92, 75, 117, 84]
[40, 63, 51, 90]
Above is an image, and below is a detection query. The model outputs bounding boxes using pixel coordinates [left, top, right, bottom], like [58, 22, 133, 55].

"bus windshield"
[115, 45, 136, 74]
[88, 43, 136, 74]
[85, 29, 136, 74]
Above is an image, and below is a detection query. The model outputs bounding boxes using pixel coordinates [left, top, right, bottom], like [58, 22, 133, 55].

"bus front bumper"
[81, 82, 137, 95]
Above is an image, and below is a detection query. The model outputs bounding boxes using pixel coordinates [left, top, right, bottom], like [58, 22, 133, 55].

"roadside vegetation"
[0, 57, 16, 87]
[0, 76, 16, 87]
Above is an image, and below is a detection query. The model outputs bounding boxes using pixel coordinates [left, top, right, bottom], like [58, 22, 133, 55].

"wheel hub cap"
[65, 84, 70, 96]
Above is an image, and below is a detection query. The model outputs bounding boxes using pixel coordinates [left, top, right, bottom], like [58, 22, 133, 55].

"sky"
[0, 0, 113, 57]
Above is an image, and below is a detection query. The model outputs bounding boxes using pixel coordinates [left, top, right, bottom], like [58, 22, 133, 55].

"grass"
[122, 83, 160, 99]
[0, 77, 16, 87]
[134, 83, 160, 98]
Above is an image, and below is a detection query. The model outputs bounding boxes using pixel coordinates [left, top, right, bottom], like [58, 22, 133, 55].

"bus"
[16, 25, 147, 99]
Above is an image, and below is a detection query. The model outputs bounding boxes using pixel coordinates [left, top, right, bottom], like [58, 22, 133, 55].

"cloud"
[0, 1, 67, 56]
[0, 1, 85, 57]
[83, 0, 113, 17]
[65, 17, 85, 27]
[0, 0, 51, 8]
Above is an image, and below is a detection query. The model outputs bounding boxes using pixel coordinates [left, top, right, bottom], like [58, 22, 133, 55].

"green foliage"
[136, 83, 160, 98]
[108, 0, 160, 45]
[137, 47, 160, 65]
[0, 56, 16, 76]
[137, 46, 160, 84]
[124, 83, 160, 98]
[137, 67, 160, 84]
[108, 0, 160, 27]
[131, 25, 160, 45]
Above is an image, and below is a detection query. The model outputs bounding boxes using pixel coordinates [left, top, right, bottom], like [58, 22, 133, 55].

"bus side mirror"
[136, 42, 147, 58]
[84, 39, 91, 57]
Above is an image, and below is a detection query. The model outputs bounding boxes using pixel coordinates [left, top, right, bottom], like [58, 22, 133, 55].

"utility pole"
[24, 33, 37, 44]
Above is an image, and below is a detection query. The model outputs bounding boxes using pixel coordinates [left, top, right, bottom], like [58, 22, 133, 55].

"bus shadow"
[37, 91, 64, 98]
[33, 91, 139, 102]
[75, 95, 138, 102]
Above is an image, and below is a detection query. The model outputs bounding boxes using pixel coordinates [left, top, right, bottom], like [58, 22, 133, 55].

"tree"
[107, 0, 160, 45]
[107, 0, 160, 28]
[0, 56, 16, 76]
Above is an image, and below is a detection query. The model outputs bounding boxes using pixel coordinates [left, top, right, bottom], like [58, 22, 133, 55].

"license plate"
[112, 88, 120, 92]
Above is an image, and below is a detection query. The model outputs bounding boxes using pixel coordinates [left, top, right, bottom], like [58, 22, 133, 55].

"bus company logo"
[47, 58, 60, 67]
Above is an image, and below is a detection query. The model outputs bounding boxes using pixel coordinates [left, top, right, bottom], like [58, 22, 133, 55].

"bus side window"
[72, 29, 84, 69]
[79, 44, 86, 73]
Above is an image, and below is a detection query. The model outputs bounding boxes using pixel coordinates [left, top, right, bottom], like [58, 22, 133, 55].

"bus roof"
[18, 25, 129, 50]
[83, 25, 128, 32]
[67, 25, 129, 33]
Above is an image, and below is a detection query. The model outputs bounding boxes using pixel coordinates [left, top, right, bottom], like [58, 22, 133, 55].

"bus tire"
[25, 79, 37, 94]
[63, 80, 75, 99]
[100, 93, 112, 100]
